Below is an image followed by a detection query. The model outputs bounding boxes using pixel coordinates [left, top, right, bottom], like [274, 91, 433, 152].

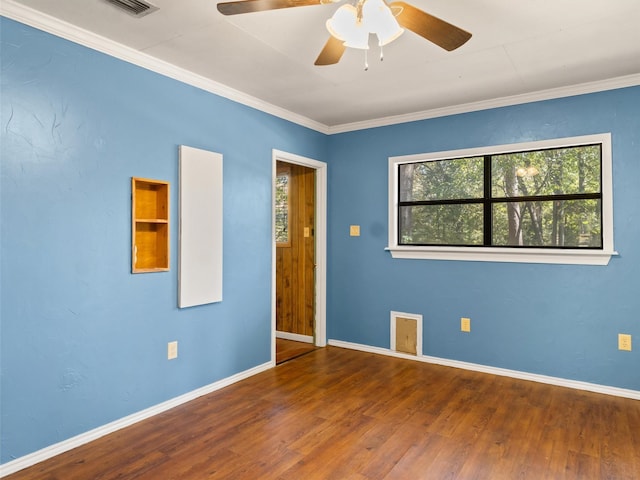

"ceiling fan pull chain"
[364, 49, 369, 71]
[380, 45, 384, 62]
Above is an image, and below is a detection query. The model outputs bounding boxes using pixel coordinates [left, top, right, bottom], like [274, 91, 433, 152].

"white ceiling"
[3, 0, 640, 130]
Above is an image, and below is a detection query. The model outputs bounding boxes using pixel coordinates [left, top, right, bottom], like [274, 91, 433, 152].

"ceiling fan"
[216, 0, 472, 67]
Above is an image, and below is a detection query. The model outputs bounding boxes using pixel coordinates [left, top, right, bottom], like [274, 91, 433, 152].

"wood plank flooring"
[276, 338, 316, 364]
[6, 347, 640, 479]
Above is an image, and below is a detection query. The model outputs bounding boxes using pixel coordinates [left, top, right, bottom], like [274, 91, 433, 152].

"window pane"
[399, 204, 484, 245]
[492, 199, 601, 247]
[275, 173, 289, 243]
[399, 157, 484, 202]
[492, 145, 601, 198]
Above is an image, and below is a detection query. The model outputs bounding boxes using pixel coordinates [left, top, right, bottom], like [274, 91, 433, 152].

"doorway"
[272, 150, 327, 364]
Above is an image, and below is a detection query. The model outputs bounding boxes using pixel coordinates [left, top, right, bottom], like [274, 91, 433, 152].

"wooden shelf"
[132, 177, 169, 273]
[135, 219, 169, 224]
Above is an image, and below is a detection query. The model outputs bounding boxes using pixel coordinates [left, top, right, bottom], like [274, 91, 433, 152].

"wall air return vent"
[103, 0, 159, 17]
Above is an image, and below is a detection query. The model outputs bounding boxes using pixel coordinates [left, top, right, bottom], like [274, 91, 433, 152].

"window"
[388, 134, 615, 265]
[275, 167, 290, 245]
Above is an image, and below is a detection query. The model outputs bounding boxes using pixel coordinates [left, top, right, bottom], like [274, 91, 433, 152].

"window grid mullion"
[398, 192, 601, 207]
[484, 155, 492, 246]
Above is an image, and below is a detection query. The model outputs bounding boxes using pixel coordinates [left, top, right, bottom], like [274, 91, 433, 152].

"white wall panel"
[179, 146, 223, 308]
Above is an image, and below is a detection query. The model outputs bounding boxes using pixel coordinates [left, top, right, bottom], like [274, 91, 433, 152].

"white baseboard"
[276, 331, 314, 343]
[328, 339, 640, 401]
[0, 361, 272, 478]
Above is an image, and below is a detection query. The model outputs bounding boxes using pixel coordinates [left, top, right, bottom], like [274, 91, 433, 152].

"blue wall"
[0, 18, 326, 463]
[2, 14, 640, 467]
[326, 87, 640, 391]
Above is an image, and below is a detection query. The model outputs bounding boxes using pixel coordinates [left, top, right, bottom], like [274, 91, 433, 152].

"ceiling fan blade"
[390, 2, 471, 51]
[314, 36, 346, 66]
[217, 0, 324, 15]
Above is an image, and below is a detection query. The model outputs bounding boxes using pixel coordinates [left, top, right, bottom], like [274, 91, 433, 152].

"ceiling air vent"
[103, 0, 159, 17]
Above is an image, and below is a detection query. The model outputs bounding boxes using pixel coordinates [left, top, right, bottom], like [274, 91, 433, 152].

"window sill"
[385, 246, 617, 265]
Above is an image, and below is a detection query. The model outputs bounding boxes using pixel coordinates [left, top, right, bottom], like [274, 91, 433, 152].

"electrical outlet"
[461, 317, 471, 333]
[618, 334, 632, 351]
[168, 341, 178, 359]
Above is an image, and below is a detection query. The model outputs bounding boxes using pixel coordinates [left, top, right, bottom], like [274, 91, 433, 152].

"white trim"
[0, 361, 272, 478]
[328, 74, 640, 134]
[2, 0, 639, 135]
[276, 331, 314, 343]
[271, 150, 328, 354]
[328, 340, 640, 401]
[386, 246, 617, 265]
[388, 133, 616, 265]
[390, 311, 423, 356]
[0, 0, 328, 134]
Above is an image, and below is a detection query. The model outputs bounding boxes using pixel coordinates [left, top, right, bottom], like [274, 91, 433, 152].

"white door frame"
[271, 149, 327, 364]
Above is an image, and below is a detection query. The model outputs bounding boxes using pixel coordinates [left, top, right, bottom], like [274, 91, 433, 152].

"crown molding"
[0, 0, 330, 134]
[328, 73, 640, 134]
[2, 1, 639, 136]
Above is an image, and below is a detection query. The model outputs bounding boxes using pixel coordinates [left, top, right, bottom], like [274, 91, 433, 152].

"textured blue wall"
[326, 87, 640, 391]
[0, 18, 326, 463]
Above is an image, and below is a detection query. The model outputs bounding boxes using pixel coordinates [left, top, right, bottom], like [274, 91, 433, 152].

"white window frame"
[387, 133, 617, 265]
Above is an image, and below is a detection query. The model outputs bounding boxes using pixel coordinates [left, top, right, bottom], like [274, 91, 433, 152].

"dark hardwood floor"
[275, 338, 316, 364]
[7, 347, 640, 479]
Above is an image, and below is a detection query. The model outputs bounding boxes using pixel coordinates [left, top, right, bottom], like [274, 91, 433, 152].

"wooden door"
[276, 162, 315, 338]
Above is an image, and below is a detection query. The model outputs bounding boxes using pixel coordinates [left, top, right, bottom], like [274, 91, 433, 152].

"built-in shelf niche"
[132, 177, 169, 273]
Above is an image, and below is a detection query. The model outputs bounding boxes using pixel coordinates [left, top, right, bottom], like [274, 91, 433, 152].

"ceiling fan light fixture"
[362, 0, 404, 46]
[326, 4, 370, 50]
[217, 0, 473, 67]
[326, 4, 355, 41]
[343, 28, 371, 49]
[374, 21, 403, 46]
[326, 0, 404, 53]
